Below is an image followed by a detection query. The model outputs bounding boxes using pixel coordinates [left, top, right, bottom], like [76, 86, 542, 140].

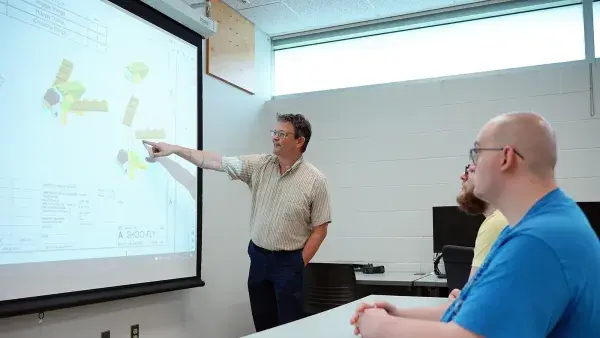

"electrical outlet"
[101, 330, 110, 338]
[131, 324, 139, 338]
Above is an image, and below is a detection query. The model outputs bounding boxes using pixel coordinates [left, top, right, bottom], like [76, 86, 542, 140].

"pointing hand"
[142, 140, 175, 161]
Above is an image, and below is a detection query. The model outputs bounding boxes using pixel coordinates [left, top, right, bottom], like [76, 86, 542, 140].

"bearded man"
[456, 163, 509, 279]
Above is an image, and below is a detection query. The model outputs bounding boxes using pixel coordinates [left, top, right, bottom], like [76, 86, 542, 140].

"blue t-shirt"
[441, 188, 600, 337]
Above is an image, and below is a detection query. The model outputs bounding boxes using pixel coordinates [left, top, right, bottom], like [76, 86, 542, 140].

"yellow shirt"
[472, 210, 509, 268]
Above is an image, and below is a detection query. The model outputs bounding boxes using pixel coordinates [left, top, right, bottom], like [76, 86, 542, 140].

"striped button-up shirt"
[221, 154, 331, 251]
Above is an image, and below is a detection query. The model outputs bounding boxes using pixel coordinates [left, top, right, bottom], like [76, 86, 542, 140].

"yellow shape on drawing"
[128, 151, 148, 180]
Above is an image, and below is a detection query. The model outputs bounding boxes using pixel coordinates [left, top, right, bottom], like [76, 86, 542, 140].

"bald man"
[350, 112, 600, 338]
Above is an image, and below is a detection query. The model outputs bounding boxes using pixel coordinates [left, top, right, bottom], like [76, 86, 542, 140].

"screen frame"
[0, 0, 205, 318]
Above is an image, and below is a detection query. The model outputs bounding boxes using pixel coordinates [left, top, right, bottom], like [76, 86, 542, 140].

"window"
[593, 1, 600, 57]
[274, 5, 585, 96]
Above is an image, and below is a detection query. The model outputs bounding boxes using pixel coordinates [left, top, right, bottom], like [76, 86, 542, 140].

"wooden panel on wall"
[206, 0, 255, 94]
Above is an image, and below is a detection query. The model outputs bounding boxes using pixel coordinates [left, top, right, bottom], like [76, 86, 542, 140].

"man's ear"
[500, 147, 514, 172]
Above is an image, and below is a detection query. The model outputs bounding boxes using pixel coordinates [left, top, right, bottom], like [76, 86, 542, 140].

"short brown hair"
[277, 113, 312, 153]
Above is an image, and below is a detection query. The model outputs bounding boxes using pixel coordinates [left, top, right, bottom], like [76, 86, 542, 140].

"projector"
[141, 0, 217, 38]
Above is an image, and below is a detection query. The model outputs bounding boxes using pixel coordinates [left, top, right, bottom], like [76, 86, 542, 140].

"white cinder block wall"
[265, 61, 600, 274]
[0, 31, 272, 338]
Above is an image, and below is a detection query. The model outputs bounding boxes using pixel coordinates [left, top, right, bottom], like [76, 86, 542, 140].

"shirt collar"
[275, 155, 304, 174]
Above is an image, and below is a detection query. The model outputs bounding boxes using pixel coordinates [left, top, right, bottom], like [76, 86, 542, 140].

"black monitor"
[432, 206, 485, 253]
[577, 202, 600, 239]
[432, 202, 599, 254]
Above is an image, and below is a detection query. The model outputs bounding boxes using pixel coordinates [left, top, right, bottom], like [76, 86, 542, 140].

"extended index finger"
[142, 140, 157, 147]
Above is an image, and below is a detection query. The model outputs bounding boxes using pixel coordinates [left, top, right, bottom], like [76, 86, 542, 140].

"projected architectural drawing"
[71, 100, 109, 113]
[116, 149, 148, 180]
[53, 58, 74, 86]
[0, 0, 108, 52]
[122, 96, 139, 126]
[43, 59, 110, 125]
[117, 91, 167, 180]
[125, 62, 149, 83]
[0, 0, 199, 266]
[135, 128, 166, 139]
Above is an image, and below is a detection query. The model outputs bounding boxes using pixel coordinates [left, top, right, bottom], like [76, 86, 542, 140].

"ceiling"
[206, 0, 489, 37]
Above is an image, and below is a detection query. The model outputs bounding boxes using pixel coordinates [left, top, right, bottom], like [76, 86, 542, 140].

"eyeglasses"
[270, 130, 294, 139]
[464, 164, 473, 176]
[469, 147, 525, 163]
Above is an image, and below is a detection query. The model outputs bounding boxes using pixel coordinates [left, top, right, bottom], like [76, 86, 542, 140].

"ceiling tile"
[221, 0, 281, 11]
[215, 0, 490, 37]
[239, 2, 305, 36]
[283, 0, 379, 31]
[367, 0, 485, 18]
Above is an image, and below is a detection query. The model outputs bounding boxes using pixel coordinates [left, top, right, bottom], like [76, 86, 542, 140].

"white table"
[414, 273, 447, 287]
[355, 271, 424, 286]
[241, 295, 448, 338]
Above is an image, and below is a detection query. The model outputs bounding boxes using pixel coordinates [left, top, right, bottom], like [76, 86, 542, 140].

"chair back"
[303, 263, 357, 315]
[442, 245, 474, 291]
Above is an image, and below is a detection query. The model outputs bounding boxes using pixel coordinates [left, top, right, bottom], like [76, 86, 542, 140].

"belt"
[251, 241, 302, 254]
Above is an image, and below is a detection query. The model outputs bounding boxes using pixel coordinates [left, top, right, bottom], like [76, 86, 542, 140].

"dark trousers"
[247, 241, 304, 332]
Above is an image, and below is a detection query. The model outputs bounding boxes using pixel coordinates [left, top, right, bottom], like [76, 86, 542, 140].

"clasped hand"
[349, 301, 398, 337]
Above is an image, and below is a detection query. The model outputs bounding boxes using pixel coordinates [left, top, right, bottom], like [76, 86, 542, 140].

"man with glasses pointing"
[143, 113, 331, 332]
